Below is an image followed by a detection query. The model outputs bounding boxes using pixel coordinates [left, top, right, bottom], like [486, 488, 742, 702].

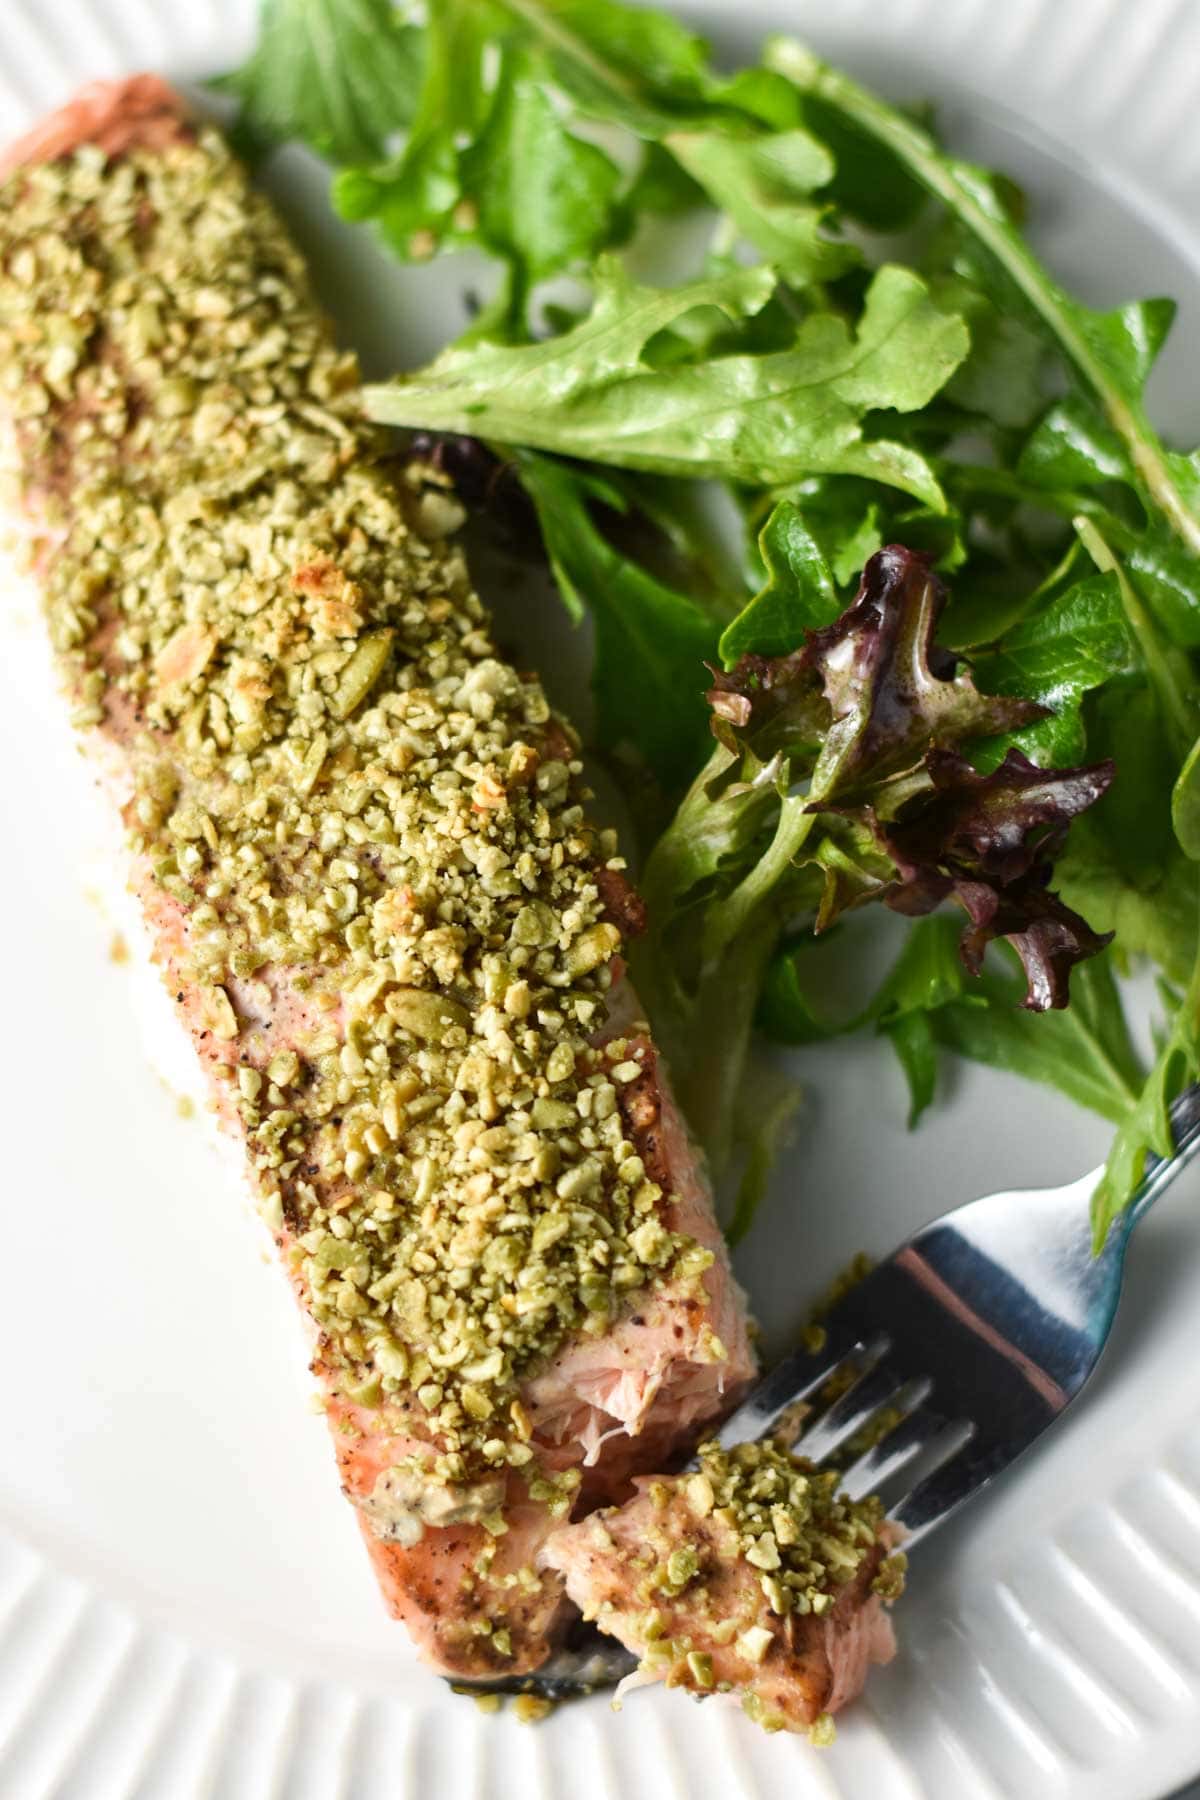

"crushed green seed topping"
[671, 1438, 895, 1624]
[575, 1437, 899, 1723]
[0, 128, 698, 1475]
[807, 1710, 837, 1749]
[512, 1693, 554, 1724]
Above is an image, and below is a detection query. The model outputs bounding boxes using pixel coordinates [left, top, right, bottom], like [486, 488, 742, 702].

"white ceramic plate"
[3, 3, 1200, 1796]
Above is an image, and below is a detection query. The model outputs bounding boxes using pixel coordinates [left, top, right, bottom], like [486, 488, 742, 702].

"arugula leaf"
[665, 127, 853, 282]
[330, 6, 631, 301]
[757, 929, 856, 1045]
[760, 914, 967, 1122]
[496, 0, 724, 135]
[492, 0, 803, 137]
[364, 261, 968, 504]
[1058, 827, 1198, 990]
[873, 914, 972, 1123]
[332, 0, 501, 257]
[624, 140, 707, 214]
[930, 941, 1145, 1125]
[1116, 522, 1200, 651]
[745, 475, 968, 599]
[1017, 394, 1131, 493]
[459, 48, 623, 297]
[884, 1011, 941, 1125]
[760, 912, 1144, 1132]
[386, 255, 773, 392]
[1053, 666, 1199, 996]
[216, 0, 425, 162]
[725, 1063, 804, 1245]
[515, 453, 722, 789]
[1075, 515, 1200, 760]
[718, 499, 840, 662]
[1080, 683, 1179, 877]
[767, 37, 1200, 558]
[933, 273, 1047, 429]
[971, 571, 1135, 766]
[793, 92, 928, 232]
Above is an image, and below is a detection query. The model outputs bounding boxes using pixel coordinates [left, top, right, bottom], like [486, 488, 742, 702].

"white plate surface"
[2, 2, 1200, 1797]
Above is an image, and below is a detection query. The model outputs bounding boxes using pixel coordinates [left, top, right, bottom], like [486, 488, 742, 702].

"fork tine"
[889, 1435, 982, 1545]
[840, 1408, 974, 1504]
[716, 1322, 883, 1449]
[793, 1361, 927, 1465]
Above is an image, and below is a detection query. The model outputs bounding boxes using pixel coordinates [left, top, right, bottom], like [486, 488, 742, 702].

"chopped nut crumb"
[513, 1694, 554, 1724]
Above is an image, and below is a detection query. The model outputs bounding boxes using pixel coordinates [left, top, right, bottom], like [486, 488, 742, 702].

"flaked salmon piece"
[0, 79, 754, 1683]
[542, 1439, 904, 1736]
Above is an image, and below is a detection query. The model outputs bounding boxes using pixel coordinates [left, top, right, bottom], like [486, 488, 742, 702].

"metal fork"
[470, 1084, 1200, 1700]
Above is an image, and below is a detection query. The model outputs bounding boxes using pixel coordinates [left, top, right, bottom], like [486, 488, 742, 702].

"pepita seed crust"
[0, 125, 705, 1482]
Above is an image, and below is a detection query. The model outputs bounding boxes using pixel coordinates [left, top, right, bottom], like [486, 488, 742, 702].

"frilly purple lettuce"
[707, 546, 1114, 1009]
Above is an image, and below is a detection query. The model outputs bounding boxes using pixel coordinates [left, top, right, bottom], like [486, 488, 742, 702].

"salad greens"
[222, 0, 1200, 1247]
[216, 0, 425, 162]
[365, 261, 969, 504]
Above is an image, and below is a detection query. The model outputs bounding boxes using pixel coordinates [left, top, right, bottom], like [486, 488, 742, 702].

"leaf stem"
[678, 902, 781, 1174]
[1074, 513, 1197, 759]
[495, 0, 645, 107]
[702, 791, 816, 967]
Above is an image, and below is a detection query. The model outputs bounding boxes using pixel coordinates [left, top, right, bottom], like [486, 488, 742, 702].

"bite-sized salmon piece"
[0, 78, 754, 1683]
[543, 1438, 904, 1737]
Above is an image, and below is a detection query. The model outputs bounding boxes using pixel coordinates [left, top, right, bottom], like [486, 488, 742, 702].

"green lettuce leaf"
[215, 0, 425, 162]
[971, 571, 1135, 766]
[516, 453, 723, 790]
[331, 0, 501, 257]
[458, 48, 623, 295]
[496, 0, 727, 135]
[718, 499, 841, 663]
[364, 261, 968, 504]
[665, 127, 852, 282]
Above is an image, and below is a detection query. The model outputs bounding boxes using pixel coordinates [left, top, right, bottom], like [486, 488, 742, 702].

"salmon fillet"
[542, 1439, 904, 1736]
[0, 79, 754, 1680]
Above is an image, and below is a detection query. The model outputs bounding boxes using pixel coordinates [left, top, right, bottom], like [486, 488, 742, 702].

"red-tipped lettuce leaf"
[874, 748, 1115, 1009]
[704, 544, 1116, 1011]
[803, 544, 1044, 799]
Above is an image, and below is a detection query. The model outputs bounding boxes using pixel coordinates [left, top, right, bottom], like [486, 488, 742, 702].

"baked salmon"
[0, 77, 755, 1680]
[543, 1438, 905, 1736]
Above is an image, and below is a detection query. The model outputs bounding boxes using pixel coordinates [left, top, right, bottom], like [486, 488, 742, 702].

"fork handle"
[1127, 1080, 1200, 1229]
